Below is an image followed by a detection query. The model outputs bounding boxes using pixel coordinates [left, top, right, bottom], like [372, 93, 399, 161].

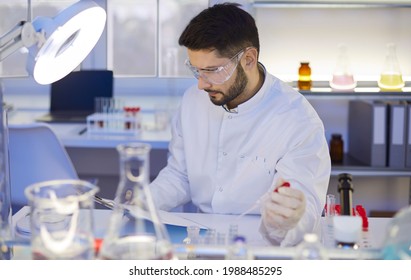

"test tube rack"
[86, 109, 141, 135]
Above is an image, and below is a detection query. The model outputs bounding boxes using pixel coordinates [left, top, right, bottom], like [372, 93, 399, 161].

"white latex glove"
[261, 180, 306, 232]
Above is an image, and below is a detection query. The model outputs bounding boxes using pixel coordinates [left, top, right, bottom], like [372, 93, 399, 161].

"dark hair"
[178, 2, 260, 58]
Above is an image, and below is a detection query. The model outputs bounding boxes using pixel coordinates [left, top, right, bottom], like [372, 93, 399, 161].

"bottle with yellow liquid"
[378, 43, 404, 91]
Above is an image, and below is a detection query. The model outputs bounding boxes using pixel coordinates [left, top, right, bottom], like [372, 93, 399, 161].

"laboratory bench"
[10, 206, 392, 260]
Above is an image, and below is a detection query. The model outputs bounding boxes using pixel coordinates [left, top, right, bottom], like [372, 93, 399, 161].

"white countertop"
[7, 109, 172, 149]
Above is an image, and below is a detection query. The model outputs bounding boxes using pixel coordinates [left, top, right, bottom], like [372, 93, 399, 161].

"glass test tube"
[326, 194, 336, 217]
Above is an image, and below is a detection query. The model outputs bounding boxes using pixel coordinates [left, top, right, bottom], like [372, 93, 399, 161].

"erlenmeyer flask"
[378, 43, 404, 91]
[382, 206, 411, 259]
[99, 143, 173, 260]
[329, 44, 356, 91]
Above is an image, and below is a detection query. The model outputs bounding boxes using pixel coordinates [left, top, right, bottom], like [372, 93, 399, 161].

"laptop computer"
[36, 70, 113, 123]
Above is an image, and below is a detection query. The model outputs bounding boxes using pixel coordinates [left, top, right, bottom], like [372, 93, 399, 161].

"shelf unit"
[253, 1, 411, 207]
[298, 88, 411, 204]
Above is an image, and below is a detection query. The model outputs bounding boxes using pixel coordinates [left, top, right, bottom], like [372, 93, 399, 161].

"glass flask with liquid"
[298, 62, 312, 91]
[329, 44, 356, 91]
[99, 143, 173, 260]
[382, 206, 411, 259]
[378, 43, 404, 91]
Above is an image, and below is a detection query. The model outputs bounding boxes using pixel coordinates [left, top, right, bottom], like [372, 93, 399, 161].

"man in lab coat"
[150, 3, 331, 246]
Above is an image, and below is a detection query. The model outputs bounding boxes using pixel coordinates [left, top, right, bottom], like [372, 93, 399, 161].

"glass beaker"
[378, 43, 404, 91]
[329, 44, 356, 91]
[99, 143, 173, 260]
[25, 179, 99, 260]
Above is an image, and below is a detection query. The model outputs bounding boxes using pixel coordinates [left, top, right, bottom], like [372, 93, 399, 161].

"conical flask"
[382, 206, 411, 259]
[99, 143, 173, 259]
[329, 44, 356, 91]
[378, 43, 404, 91]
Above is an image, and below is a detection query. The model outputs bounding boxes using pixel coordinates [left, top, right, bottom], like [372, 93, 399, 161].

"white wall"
[256, 5, 411, 82]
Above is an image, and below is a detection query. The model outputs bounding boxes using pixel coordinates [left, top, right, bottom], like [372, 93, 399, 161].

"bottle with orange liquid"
[378, 43, 404, 92]
[298, 62, 312, 91]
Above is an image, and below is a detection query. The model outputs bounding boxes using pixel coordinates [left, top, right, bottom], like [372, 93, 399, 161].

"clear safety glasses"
[184, 49, 246, 85]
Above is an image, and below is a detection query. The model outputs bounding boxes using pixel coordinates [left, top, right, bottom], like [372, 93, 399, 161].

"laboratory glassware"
[25, 179, 99, 260]
[99, 143, 173, 260]
[382, 205, 411, 259]
[333, 215, 362, 249]
[183, 225, 201, 245]
[294, 233, 328, 259]
[329, 44, 356, 91]
[225, 235, 253, 260]
[330, 133, 344, 163]
[0, 89, 12, 260]
[298, 62, 312, 91]
[378, 43, 404, 91]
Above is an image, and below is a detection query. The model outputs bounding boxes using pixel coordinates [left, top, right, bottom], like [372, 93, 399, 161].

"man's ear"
[244, 48, 258, 69]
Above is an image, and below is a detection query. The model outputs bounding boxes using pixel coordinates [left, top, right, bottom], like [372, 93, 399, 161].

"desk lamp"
[0, 0, 106, 259]
[1, 0, 106, 85]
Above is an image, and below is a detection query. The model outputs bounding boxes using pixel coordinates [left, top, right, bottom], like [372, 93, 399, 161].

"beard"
[205, 64, 248, 107]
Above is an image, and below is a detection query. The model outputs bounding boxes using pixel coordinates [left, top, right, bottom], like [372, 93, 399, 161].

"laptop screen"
[50, 70, 113, 113]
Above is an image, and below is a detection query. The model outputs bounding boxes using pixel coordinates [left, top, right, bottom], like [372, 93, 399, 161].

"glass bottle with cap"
[330, 133, 344, 164]
[99, 143, 173, 260]
[225, 235, 253, 260]
[298, 62, 312, 91]
[294, 233, 328, 259]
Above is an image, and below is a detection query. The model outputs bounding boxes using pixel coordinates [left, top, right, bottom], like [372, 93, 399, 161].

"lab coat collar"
[222, 62, 268, 114]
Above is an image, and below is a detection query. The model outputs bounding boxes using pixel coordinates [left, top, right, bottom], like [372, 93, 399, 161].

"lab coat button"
[240, 154, 245, 158]
[218, 186, 223, 192]
[223, 152, 227, 156]
[228, 115, 233, 119]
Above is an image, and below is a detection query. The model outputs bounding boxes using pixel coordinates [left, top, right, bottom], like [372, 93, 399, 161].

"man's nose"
[197, 76, 212, 90]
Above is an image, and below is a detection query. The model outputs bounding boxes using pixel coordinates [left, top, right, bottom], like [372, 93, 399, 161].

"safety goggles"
[184, 49, 246, 85]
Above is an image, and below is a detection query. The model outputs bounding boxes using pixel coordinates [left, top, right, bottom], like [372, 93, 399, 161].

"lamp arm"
[0, 21, 24, 48]
[0, 21, 43, 62]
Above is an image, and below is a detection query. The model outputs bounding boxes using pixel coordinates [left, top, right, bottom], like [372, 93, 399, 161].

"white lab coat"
[150, 69, 331, 246]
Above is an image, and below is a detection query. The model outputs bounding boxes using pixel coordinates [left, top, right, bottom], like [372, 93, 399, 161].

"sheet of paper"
[158, 210, 207, 229]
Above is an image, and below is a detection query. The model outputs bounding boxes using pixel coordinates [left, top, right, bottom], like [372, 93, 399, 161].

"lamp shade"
[26, 0, 106, 85]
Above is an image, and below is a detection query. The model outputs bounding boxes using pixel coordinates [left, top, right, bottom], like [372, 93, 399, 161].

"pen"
[78, 127, 87, 135]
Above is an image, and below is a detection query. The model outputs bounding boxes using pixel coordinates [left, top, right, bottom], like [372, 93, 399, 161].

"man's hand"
[261, 182, 306, 231]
